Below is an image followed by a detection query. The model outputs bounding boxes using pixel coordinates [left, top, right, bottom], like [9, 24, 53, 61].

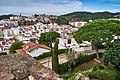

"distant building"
[109, 18, 120, 21]
[69, 21, 87, 27]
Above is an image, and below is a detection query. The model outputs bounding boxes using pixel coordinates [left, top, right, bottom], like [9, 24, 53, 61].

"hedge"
[59, 53, 96, 74]
[0, 52, 7, 56]
[35, 49, 68, 60]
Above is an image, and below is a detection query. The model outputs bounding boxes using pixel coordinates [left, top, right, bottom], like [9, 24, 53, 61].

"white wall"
[72, 46, 92, 52]
[28, 48, 50, 57]
[58, 38, 78, 47]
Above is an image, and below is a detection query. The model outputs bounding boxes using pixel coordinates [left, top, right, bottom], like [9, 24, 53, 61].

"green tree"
[55, 17, 69, 25]
[74, 20, 120, 59]
[9, 41, 24, 54]
[104, 42, 120, 80]
[38, 32, 60, 47]
[52, 40, 59, 73]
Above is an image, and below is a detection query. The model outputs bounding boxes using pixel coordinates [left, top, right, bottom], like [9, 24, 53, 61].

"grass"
[60, 59, 97, 80]
[60, 58, 110, 80]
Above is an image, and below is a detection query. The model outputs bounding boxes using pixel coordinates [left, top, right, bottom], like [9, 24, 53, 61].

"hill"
[114, 12, 120, 16]
[61, 11, 115, 22]
[0, 14, 16, 20]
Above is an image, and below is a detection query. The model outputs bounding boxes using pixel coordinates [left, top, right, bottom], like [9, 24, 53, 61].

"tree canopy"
[62, 11, 115, 21]
[104, 42, 120, 79]
[51, 17, 69, 25]
[9, 41, 24, 54]
[38, 32, 60, 47]
[104, 42, 120, 67]
[74, 20, 120, 59]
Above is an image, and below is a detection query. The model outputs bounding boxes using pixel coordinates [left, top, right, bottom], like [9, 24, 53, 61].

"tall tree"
[104, 42, 120, 80]
[38, 32, 60, 47]
[74, 20, 120, 59]
[52, 40, 59, 73]
[9, 41, 24, 54]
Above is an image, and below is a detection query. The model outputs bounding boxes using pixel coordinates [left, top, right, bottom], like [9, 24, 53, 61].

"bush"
[84, 70, 116, 80]
[59, 53, 96, 74]
[0, 52, 7, 56]
[35, 49, 68, 60]
[98, 65, 105, 70]
[92, 62, 98, 71]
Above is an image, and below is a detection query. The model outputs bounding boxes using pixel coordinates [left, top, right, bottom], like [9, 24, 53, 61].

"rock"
[0, 53, 61, 80]
[75, 73, 89, 80]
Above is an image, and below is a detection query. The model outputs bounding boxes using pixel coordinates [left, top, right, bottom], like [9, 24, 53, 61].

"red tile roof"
[15, 49, 25, 53]
[38, 44, 51, 50]
[16, 42, 51, 53]
[22, 42, 36, 49]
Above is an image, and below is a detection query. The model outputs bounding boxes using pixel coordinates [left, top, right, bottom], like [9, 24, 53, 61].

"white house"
[16, 42, 51, 57]
[57, 38, 92, 52]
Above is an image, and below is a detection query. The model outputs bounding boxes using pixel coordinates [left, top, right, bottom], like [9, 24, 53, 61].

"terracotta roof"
[15, 49, 25, 53]
[22, 42, 36, 49]
[38, 44, 51, 50]
[16, 42, 51, 53]
[0, 53, 60, 79]
[0, 71, 14, 80]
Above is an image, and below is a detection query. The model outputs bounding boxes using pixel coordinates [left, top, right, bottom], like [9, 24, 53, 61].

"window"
[68, 39, 71, 44]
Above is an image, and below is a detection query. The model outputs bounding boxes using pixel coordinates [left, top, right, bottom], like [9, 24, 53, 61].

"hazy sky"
[0, 0, 120, 16]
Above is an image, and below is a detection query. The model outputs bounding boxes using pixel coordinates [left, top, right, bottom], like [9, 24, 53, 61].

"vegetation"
[0, 52, 7, 56]
[84, 69, 116, 80]
[0, 14, 16, 20]
[52, 41, 59, 73]
[104, 42, 120, 80]
[61, 11, 115, 21]
[38, 32, 60, 47]
[51, 16, 69, 25]
[59, 53, 96, 74]
[35, 49, 68, 60]
[18, 20, 36, 26]
[66, 48, 76, 72]
[74, 20, 120, 59]
[9, 41, 24, 54]
[83, 61, 117, 80]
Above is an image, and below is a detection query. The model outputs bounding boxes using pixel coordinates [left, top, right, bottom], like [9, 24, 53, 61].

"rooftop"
[0, 53, 60, 79]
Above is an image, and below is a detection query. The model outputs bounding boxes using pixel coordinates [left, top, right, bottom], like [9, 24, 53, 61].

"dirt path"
[38, 54, 68, 69]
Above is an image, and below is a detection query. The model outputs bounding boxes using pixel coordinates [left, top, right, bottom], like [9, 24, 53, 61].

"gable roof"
[16, 42, 51, 53]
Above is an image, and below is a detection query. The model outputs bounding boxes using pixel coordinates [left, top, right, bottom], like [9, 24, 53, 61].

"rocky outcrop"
[0, 53, 60, 80]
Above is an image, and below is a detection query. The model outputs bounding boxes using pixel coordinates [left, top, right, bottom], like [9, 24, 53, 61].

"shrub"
[59, 53, 96, 74]
[35, 49, 68, 60]
[98, 65, 105, 70]
[92, 62, 98, 71]
[0, 52, 7, 56]
[84, 70, 116, 80]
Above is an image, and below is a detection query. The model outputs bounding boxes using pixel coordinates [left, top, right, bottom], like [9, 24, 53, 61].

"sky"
[0, 0, 120, 16]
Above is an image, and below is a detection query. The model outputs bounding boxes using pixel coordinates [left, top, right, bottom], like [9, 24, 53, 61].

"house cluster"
[0, 20, 20, 53]
[0, 14, 93, 57]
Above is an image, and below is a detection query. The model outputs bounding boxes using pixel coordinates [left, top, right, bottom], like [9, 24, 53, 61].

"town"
[0, 0, 120, 80]
[0, 14, 90, 54]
